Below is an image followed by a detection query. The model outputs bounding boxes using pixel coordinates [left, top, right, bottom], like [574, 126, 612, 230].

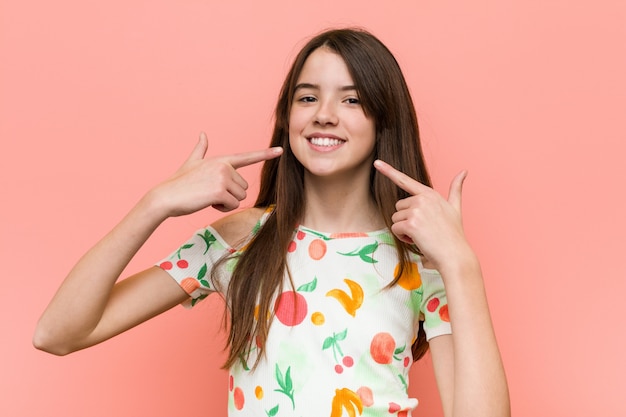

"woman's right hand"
[149, 132, 283, 218]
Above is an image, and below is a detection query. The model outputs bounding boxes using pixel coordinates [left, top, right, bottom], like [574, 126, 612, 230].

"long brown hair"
[219, 28, 432, 369]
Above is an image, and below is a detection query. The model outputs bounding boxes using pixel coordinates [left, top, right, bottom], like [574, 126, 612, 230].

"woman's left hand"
[373, 159, 474, 274]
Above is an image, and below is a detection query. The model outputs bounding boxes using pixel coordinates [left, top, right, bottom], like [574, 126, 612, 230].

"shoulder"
[210, 207, 268, 247]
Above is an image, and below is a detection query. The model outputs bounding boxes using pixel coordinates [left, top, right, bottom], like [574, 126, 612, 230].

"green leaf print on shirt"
[398, 373, 408, 392]
[393, 344, 406, 361]
[197, 263, 211, 288]
[338, 241, 379, 263]
[265, 404, 279, 417]
[197, 229, 217, 254]
[322, 328, 347, 362]
[297, 277, 317, 292]
[239, 353, 251, 371]
[175, 243, 194, 259]
[301, 229, 332, 241]
[274, 364, 295, 409]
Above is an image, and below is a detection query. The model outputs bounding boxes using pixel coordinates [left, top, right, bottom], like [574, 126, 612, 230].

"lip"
[305, 132, 345, 140]
[304, 132, 346, 152]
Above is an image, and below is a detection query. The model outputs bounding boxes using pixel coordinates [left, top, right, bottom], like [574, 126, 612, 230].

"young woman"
[34, 28, 510, 417]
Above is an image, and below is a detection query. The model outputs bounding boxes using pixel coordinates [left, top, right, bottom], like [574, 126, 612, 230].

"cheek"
[288, 111, 310, 153]
[359, 119, 376, 149]
[288, 108, 307, 132]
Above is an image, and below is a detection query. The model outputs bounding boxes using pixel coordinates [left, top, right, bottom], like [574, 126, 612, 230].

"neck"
[300, 172, 385, 233]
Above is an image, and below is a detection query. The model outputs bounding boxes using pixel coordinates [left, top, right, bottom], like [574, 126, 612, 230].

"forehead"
[296, 47, 354, 86]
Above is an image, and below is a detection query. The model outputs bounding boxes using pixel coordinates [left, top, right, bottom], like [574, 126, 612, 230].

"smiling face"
[288, 47, 376, 181]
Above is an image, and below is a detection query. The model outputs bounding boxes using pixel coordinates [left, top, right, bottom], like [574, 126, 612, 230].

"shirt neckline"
[296, 224, 390, 240]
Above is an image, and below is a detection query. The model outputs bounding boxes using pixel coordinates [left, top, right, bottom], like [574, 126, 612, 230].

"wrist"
[436, 247, 482, 281]
[135, 188, 172, 224]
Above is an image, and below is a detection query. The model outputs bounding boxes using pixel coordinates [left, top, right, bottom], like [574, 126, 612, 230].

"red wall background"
[2, 1, 625, 416]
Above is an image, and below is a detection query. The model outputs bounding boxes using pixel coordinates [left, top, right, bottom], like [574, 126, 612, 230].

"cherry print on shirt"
[159, 261, 173, 270]
[330, 388, 363, 417]
[439, 304, 450, 322]
[160, 241, 196, 276]
[342, 355, 354, 367]
[322, 328, 354, 374]
[426, 297, 450, 322]
[427, 297, 440, 312]
[326, 278, 364, 316]
[274, 277, 317, 326]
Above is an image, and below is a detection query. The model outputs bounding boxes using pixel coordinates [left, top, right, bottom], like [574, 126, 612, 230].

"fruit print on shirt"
[326, 279, 364, 317]
[274, 277, 317, 326]
[157, 209, 452, 416]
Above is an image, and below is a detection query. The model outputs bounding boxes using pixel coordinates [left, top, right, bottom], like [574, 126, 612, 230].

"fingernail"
[271, 146, 283, 154]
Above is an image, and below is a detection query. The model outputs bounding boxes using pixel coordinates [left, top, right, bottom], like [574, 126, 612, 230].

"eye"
[297, 95, 317, 103]
[344, 97, 360, 105]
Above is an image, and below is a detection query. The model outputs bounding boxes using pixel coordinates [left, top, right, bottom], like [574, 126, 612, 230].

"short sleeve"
[156, 226, 233, 308]
[419, 268, 452, 340]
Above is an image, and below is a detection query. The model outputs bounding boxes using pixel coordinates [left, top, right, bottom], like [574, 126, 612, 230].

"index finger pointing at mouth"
[373, 159, 428, 195]
[228, 147, 283, 169]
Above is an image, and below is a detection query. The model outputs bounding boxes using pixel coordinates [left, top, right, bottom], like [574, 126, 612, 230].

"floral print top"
[157, 208, 452, 417]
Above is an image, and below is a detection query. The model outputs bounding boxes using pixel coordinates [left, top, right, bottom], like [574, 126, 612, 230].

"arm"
[33, 134, 283, 355]
[374, 160, 510, 417]
[427, 260, 509, 417]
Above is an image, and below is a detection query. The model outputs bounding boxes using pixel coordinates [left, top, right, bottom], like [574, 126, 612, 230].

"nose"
[314, 100, 339, 126]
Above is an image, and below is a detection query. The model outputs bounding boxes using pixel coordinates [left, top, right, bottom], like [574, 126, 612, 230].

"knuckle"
[216, 162, 232, 175]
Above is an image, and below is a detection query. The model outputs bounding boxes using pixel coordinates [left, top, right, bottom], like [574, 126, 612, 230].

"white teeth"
[309, 137, 344, 146]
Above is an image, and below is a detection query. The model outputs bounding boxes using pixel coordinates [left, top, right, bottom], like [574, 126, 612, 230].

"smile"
[308, 137, 345, 147]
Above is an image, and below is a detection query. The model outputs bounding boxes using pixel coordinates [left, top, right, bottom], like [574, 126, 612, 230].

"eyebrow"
[294, 83, 358, 92]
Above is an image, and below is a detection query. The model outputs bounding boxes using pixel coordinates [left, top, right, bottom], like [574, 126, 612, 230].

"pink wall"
[2, 1, 625, 416]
